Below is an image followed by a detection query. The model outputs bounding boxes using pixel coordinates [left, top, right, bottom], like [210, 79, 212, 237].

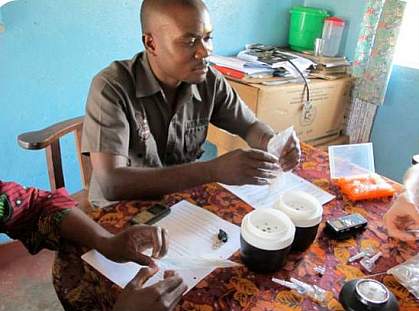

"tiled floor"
[0, 242, 64, 311]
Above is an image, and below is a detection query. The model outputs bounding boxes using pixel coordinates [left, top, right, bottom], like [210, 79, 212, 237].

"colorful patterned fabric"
[53, 144, 419, 311]
[0, 181, 76, 254]
[346, 0, 406, 143]
[353, 0, 406, 105]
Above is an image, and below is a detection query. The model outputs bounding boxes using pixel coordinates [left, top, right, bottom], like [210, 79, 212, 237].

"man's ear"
[143, 33, 157, 56]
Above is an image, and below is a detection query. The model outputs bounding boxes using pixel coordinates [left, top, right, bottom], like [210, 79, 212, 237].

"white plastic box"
[328, 143, 375, 179]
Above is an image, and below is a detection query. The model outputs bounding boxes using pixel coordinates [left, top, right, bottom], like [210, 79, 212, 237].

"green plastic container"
[289, 6, 329, 52]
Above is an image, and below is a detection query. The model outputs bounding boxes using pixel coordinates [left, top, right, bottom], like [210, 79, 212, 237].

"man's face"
[147, 5, 214, 85]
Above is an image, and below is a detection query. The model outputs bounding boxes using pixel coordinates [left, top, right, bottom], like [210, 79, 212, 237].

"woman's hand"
[113, 267, 187, 311]
[97, 224, 168, 266]
[384, 193, 419, 241]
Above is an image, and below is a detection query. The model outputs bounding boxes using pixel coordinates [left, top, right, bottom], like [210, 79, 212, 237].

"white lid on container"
[275, 191, 323, 228]
[241, 209, 295, 251]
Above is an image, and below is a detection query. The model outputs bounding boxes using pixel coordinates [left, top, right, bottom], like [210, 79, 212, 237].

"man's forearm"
[244, 121, 275, 151]
[99, 160, 215, 201]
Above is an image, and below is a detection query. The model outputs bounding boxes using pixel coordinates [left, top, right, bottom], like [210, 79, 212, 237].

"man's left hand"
[279, 131, 301, 172]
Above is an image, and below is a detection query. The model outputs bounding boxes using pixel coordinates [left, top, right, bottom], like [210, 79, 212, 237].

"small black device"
[131, 203, 170, 225]
[325, 213, 368, 240]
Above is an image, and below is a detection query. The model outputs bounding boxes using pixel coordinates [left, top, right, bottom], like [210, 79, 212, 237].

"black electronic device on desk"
[131, 203, 171, 225]
[324, 213, 368, 240]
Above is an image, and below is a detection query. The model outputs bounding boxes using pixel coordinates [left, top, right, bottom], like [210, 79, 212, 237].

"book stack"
[208, 44, 315, 84]
[208, 55, 275, 80]
[209, 44, 351, 83]
[291, 52, 352, 80]
[236, 45, 314, 79]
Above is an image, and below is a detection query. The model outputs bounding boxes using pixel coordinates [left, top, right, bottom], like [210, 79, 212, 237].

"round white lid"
[275, 191, 323, 227]
[241, 209, 295, 251]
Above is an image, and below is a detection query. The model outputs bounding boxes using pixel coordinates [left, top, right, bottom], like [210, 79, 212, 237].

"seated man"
[0, 180, 186, 311]
[82, 0, 300, 208]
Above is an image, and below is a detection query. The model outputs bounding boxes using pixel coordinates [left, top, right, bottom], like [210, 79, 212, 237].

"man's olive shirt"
[82, 52, 257, 207]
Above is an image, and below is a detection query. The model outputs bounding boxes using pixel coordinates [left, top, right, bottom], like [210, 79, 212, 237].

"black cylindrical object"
[240, 209, 295, 274]
[292, 224, 321, 252]
[240, 235, 292, 273]
[275, 191, 323, 252]
[339, 279, 399, 311]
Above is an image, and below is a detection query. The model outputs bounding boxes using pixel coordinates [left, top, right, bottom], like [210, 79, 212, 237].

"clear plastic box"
[328, 143, 375, 179]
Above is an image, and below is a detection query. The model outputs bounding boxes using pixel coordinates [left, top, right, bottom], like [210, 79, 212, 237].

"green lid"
[290, 6, 329, 17]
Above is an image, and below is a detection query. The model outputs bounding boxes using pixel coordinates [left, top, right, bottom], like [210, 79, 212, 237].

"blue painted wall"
[371, 66, 419, 182]
[0, 0, 300, 194]
[305, 0, 419, 182]
[1, 0, 416, 246]
[0, 0, 301, 243]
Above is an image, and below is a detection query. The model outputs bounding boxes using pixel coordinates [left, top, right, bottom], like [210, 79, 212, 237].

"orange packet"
[335, 174, 397, 201]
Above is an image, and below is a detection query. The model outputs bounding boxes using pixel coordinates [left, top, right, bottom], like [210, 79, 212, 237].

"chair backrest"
[17, 116, 92, 192]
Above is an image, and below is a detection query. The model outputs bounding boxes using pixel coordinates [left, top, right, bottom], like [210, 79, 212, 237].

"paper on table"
[221, 173, 335, 209]
[82, 200, 241, 290]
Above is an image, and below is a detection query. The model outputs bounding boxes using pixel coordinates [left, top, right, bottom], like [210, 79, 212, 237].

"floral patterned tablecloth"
[53, 144, 418, 311]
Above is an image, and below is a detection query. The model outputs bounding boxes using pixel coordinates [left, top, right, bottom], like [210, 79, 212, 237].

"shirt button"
[47, 194, 52, 199]
[16, 199, 22, 206]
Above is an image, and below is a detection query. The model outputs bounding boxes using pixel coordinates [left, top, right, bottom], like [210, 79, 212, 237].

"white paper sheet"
[208, 55, 274, 75]
[82, 200, 240, 290]
[221, 173, 335, 209]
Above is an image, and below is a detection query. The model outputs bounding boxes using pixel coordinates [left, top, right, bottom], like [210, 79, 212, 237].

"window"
[394, 0, 419, 69]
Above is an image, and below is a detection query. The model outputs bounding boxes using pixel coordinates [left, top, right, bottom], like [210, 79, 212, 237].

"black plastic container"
[240, 209, 295, 274]
[275, 191, 323, 252]
[292, 224, 320, 252]
[240, 235, 292, 273]
[339, 279, 399, 311]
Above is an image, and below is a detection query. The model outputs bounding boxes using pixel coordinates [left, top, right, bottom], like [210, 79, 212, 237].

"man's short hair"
[140, 0, 208, 33]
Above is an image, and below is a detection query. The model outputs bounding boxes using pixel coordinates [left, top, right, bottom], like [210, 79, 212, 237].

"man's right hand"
[210, 149, 281, 185]
[113, 267, 187, 311]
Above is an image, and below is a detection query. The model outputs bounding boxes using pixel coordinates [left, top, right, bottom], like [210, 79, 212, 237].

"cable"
[274, 53, 310, 105]
[285, 57, 310, 104]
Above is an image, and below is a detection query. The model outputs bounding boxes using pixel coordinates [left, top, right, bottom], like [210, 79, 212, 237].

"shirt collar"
[191, 84, 202, 101]
[135, 52, 202, 102]
[135, 52, 163, 98]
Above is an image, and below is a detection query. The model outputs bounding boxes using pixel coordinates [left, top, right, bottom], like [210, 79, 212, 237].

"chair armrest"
[17, 116, 84, 150]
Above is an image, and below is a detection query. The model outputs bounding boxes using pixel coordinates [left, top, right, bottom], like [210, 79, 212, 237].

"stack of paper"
[237, 48, 314, 79]
[208, 55, 274, 77]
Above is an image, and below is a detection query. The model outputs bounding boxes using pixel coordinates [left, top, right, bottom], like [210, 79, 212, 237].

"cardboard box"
[208, 78, 352, 154]
[311, 134, 350, 152]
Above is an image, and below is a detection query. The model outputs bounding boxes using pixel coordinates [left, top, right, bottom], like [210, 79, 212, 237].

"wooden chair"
[17, 116, 92, 210]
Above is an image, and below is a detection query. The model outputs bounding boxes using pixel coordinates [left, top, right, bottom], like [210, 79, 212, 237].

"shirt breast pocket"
[184, 119, 209, 162]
